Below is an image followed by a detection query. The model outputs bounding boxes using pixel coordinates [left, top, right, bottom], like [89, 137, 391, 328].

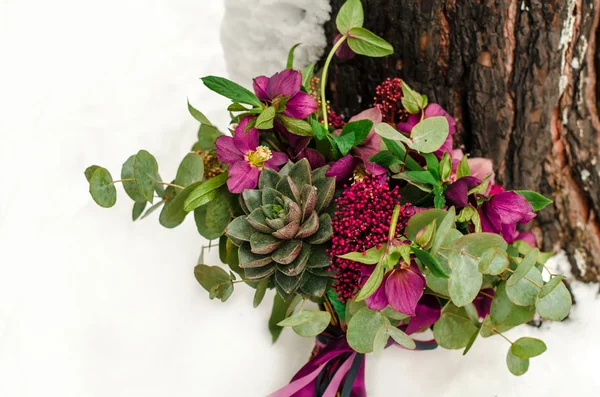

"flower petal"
[215, 135, 243, 164]
[468, 157, 494, 183]
[445, 176, 481, 208]
[396, 114, 420, 134]
[234, 116, 259, 154]
[490, 191, 536, 224]
[385, 264, 425, 316]
[334, 34, 356, 59]
[515, 231, 537, 248]
[300, 148, 326, 169]
[326, 154, 356, 181]
[365, 279, 389, 311]
[264, 151, 288, 169]
[472, 289, 494, 318]
[227, 161, 260, 193]
[267, 69, 301, 99]
[283, 91, 318, 119]
[404, 294, 441, 335]
[253, 76, 270, 102]
[349, 107, 383, 125]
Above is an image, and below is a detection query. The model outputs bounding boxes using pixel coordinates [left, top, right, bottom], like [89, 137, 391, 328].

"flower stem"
[388, 204, 401, 241]
[321, 35, 347, 130]
[156, 181, 185, 190]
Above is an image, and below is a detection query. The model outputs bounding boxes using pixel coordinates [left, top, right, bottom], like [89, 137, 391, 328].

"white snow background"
[0, 0, 599, 396]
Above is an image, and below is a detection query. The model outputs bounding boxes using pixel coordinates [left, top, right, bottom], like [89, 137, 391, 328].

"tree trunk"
[321, 0, 600, 281]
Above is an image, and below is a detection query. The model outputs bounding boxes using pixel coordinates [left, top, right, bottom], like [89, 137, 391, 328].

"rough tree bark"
[320, 0, 600, 282]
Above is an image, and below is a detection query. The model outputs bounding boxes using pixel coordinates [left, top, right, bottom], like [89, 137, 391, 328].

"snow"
[1, 0, 599, 396]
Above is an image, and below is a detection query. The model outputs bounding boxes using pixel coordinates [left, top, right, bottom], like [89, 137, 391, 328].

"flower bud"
[416, 220, 436, 248]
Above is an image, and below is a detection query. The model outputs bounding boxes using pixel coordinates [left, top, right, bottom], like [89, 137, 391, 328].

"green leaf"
[184, 172, 228, 211]
[89, 167, 117, 208]
[451, 232, 508, 257]
[256, 106, 276, 130]
[291, 311, 331, 337]
[411, 247, 450, 279]
[403, 171, 438, 186]
[462, 323, 482, 355]
[381, 307, 410, 321]
[440, 152, 452, 181]
[347, 27, 393, 57]
[456, 155, 470, 178]
[393, 172, 433, 192]
[406, 209, 448, 241]
[140, 200, 164, 219]
[505, 267, 543, 306]
[201, 76, 261, 107]
[355, 259, 385, 301]
[506, 349, 529, 376]
[187, 100, 213, 125]
[424, 153, 440, 181]
[410, 116, 449, 153]
[132, 201, 146, 221]
[386, 245, 412, 269]
[310, 118, 328, 140]
[347, 307, 385, 353]
[338, 244, 385, 265]
[336, 0, 364, 34]
[433, 304, 478, 349]
[159, 181, 202, 228]
[252, 279, 269, 308]
[479, 247, 509, 275]
[375, 123, 412, 146]
[400, 80, 423, 114]
[448, 251, 482, 307]
[329, 131, 355, 156]
[535, 280, 571, 321]
[507, 248, 539, 287]
[373, 326, 388, 357]
[277, 310, 314, 327]
[343, 119, 373, 146]
[194, 264, 233, 302]
[539, 275, 565, 299]
[433, 186, 446, 209]
[490, 282, 514, 325]
[430, 207, 456, 255]
[175, 153, 204, 187]
[120, 156, 145, 202]
[382, 138, 423, 171]
[268, 294, 292, 343]
[227, 103, 248, 112]
[286, 43, 301, 69]
[84, 165, 100, 182]
[302, 64, 315, 90]
[133, 150, 159, 203]
[515, 190, 553, 211]
[277, 115, 313, 136]
[511, 337, 547, 359]
[369, 151, 402, 168]
[387, 326, 416, 349]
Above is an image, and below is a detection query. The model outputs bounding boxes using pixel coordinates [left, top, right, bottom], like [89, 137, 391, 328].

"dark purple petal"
[404, 294, 441, 335]
[300, 148, 326, 168]
[264, 151, 288, 169]
[283, 91, 318, 119]
[227, 161, 260, 193]
[326, 154, 357, 181]
[334, 34, 356, 59]
[433, 133, 454, 159]
[445, 176, 482, 208]
[365, 278, 389, 311]
[396, 113, 420, 134]
[275, 121, 310, 155]
[473, 289, 494, 318]
[385, 264, 425, 316]
[501, 222, 519, 244]
[490, 191, 536, 224]
[253, 76, 270, 102]
[267, 69, 301, 99]
[363, 160, 387, 185]
[215, 135, 243, 164]
[233, 116, 259, 154]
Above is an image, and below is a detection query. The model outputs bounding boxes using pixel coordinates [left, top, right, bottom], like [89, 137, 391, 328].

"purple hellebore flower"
[397, 104, 456, 158]
[363, 262, 426, 317]
[403, 294, 441, 335]
[215, 116, 288, 193]
[275, 126, 326, 169]
[326, 154, 387, 184]
[444, 176, 482, 208]
[332, 107, 383, 160]
[515, 231, 537, 247]
[478, 191, 536, 244]
[472, 288, 495, 319]
[253, 69, 318, 120]
[334, 34, 356, 60]
[451, 149, 495, 190]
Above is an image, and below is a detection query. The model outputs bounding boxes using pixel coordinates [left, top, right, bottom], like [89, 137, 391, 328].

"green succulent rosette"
[224, 158, 336, 299]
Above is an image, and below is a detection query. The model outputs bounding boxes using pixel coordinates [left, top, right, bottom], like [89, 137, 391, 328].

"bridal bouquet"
[85, 0, 572, 395]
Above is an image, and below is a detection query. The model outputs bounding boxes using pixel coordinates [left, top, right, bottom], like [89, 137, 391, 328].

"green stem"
[156, 181, 184, 190]
[321, 35, 347, 130]
[388, 204, 401, 241]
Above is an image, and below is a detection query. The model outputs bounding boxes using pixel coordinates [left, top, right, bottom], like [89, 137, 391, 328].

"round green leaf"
[506, 349, 530, 376]
[374, 123, 413, 147]
[133, 150, 159, 203]
[448, 251, 482, 307]
[433, 304, 478, 349]
[406, 209, 448, 241]
[388, 326, 415, 350]
[347, 27, 393, 57]
[159, 181, 202, 228]
[535, 280, 572, 321]
[510, 337, 547, 359]
[175, 152, 204, 187]
[410, 116, 449, 153]
[539, 275, 565, 299]
[277, 310, 314, 327]
[372, 326, 388, 357]
[347, 307, 385, 353]
[506, 267, 543, 306]
[451, 232, 508, 257]
[490, 282, 512, 324]
[507, 248, 539, 287]
[121, 155, 146, 202]
[336, 0, 363, 34]
[479, 247, 509, 275]
[89, 167, 117, 208]
[292, 311, 331, 337]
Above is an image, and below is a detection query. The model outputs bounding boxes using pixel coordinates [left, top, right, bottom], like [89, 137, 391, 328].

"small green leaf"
[184, 172, 229, 211]
[439, 152, 452, 181]
[268, 294, 293, 343]
[511, 337, 547, 359]
[84, 165, 100, 182]
[329, 131, 355, 156]
[506, 349, 529, 376]
[369, 151, 402, 168]
[514, 190, 553, 211]
[277, 115, 313, 136]
[433, 304, 478, 349]
[456, 155, 470, 178]
[89, 167, 117, 208]
[448, 251, 482, 307]
[381, 307, 410, 321]
[430, 207, 456, 255]
[253, 279, 269, 308]
[336, 0, 364, 34]
[355, 259, 385, 301]
[311, 118, 328, 140]
[462, 323, 482, 355]
[187, 100, 213, 125]
[343, 119, 374, 146]
[286, 43, 301, 69]
[400, 81, 423, 114]
[373, 326, 388, 357]
[382, 138, 423, 171]
[277, 310, 314, 327]
[227, 103, 248, 112]
[194, 264, 234, 302]
[535, 280, 572, 321]
[175, 153, 204, 187]
[201, 76, 261, 107]
[479, 247, 509, 275]
[506, 267, 543, 306]
[302, 64, 315, 90]
[410, 116, 449, 153]
[403, 170, 438, 186]
[256, 106, 276, 130]
[338, 244, 385, 265]
[292, 311, 331, 337]
[132, 201, 146, 221]
[121, 156, 146, 202]
[406, 209, 448, 241]
[347, 307, 385, 353]
[411, 247, 450, 279]
[539, 275, 565, 299]
[159, 181, 203, 228]
[347, 27, 393, 57]
[387, 326, 416, 349]
[133, 150, 159, 203]
[375, 123, 412, 146]
[507, 248, 539, 287]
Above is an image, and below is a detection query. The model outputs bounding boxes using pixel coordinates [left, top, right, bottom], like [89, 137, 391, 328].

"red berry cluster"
[373, 77, 410, 123]
[328, 109, 345, 129]
[328, 177, 412, 302]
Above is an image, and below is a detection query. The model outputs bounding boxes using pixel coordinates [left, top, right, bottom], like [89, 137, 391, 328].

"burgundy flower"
[326, 154, 387, 185]
[332, 107, 383, 160]
[404, 294, 441, 335]
[478, 191, 536, 244]
[215, 116, 287, 193]
[472, 289, 494, 318]
[397, 104, 456, 158]
[275, 126, 325, 169]
[364, 262, 426, 316]
[252, 69, 317, 119]
[515, 231, 537, 248]
[444, 176, 481, 208]
[334, 34, 356, 60]
[451, 148, 495, 191]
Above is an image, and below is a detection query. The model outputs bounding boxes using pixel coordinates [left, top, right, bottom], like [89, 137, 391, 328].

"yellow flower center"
[246, 145, 273, 168]
[353, 163, 367, 182]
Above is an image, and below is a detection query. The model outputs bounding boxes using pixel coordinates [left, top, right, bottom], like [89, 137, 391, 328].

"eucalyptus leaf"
[511, 337, 547, 359]
[448, 251, 482, 307]
[253, 279, 269, 308]
[336, 0, 363, 34]
[175, 152, 205, 187]
[121, 155, 146, 202]
[347, 27, 393, 57]
[539, 275, 565, 299]
[430, 207, 456, 255]
[133, 150, 159, 203]
[507, 248, 539, 287]
[400, 80, 423, 114]
[132, 201, 146, 221]
[433, 304, 478, 349]
[292, 311, 331, 337]
[268, 294, 292, 343]
[373, 326, 388, 357]
[505, 267, 543, 307]
[406, 209, 447, 241]
[375, 123, 412, 146]
[410, 116, 449, 153]
[89, 167, 117, 208]
[535, 280, 571, 321]
[387, 326, 415, 349]
[347, 307, 385, 353]
[159, 181, 202, 228]
[506, 349, 530, 376]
